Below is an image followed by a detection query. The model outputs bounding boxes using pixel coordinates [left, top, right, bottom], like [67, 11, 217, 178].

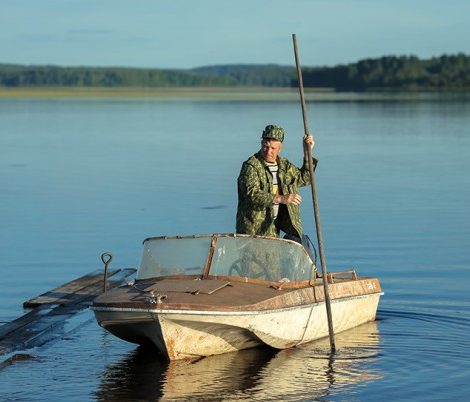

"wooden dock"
[0, 267, 136, 369]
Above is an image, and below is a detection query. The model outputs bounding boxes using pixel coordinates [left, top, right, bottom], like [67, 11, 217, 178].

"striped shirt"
[266, 161, 280, 218]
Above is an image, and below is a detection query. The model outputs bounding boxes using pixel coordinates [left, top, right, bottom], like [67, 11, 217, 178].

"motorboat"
[91, 233, 382, 360]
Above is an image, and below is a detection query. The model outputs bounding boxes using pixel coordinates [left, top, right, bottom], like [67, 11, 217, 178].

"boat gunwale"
[91, 291, 384, 316]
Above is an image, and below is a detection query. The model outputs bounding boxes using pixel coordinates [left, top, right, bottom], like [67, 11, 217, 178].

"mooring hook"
[101, 252, 113, 293]
[101, 252, 113, 266]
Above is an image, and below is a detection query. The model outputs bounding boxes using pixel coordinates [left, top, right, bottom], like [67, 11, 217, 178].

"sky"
[1, 0, 469, 69]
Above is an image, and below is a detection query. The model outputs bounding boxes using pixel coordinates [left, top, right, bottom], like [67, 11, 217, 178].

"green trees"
[1, 54, 469, 90]
[300, 54, 470, 90]
[0, 65, 230, 87]
[192, 64, 294, 86]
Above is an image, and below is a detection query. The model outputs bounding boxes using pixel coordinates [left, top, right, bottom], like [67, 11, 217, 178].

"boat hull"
[93, 292, 381, 360]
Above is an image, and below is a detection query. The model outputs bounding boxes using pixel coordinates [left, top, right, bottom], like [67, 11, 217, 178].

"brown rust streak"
[314, 278, 382, 302]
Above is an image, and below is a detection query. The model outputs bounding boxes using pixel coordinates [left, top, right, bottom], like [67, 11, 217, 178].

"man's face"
[261, 139, 282, 163]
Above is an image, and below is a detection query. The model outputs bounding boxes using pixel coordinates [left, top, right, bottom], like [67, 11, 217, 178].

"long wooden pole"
[292, 33, 336, 351]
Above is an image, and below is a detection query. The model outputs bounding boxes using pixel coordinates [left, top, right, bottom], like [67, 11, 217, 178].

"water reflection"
[96, 321, 381, 401]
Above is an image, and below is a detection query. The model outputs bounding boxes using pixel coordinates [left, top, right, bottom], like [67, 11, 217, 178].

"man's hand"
[274, 194, 302, 206]
[304, 133, 314, 149]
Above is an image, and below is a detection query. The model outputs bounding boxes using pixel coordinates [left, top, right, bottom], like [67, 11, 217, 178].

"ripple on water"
[367, 308, 470, 400]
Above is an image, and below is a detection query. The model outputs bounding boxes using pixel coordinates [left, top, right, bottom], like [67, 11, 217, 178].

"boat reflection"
[96, 321, 382, 401]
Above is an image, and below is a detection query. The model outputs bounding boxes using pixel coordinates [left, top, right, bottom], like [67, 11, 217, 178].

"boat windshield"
[210, 236, 315, 282]
[138, 235, 315, 282]
[138, 237, 212, 280]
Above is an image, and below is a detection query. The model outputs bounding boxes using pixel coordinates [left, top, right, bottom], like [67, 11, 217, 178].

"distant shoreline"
[0, 87, 469, 101]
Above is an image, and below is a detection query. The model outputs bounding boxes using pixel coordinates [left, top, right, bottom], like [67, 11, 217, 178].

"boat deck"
[93, 275, 382, 312]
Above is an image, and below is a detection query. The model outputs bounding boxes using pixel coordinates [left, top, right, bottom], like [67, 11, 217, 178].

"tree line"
[300, 54, 470, 90]
[0, 64, 234, 87]
[1, 53, 469, 90]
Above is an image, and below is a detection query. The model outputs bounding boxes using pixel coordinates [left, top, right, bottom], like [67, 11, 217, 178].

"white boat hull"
[93, 292, 381, 360]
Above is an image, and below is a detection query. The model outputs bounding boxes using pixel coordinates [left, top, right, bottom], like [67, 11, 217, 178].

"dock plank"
[0, 268, 136, 359]
[23, 269, 119, 308]
[0, 305, 52, 340]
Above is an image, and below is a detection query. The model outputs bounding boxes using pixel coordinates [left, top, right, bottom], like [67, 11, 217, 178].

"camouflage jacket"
[236, 151, 317, 238]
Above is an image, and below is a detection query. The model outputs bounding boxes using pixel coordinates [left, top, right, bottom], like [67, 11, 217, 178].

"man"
[236, 124, 315, 241]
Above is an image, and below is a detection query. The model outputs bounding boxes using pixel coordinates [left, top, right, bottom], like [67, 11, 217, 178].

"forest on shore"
[1, 53, 468, 91]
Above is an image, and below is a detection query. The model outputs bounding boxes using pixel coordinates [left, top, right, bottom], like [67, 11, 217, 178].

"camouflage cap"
[261, 125, 285, 142]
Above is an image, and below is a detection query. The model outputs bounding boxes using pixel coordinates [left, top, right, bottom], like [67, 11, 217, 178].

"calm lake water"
[1, 94, 470, 401]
